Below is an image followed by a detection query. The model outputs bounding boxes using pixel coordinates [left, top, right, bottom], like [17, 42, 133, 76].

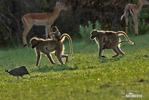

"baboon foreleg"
[46, 54, 55, 64]
[99, 44, 105, 58]
[36, 51, 41, 66]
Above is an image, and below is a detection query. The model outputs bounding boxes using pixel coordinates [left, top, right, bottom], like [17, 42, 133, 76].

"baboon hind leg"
[62, 54, 68, 63]
[113, 47, 125, 57]
[56, 55, 64, 65]
[99, 44, 105, 58]
[36, 51, 41, 66]
[112, 48, 119, 58]
[55, 51, 64, 64]
[46, 54, 55, 64]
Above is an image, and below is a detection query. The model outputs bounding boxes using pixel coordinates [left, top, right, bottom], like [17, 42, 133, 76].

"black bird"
[5, 66, 29, 77]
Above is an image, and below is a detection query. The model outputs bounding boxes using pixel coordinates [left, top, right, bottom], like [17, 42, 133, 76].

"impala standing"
[121, 0, 149, 36]
[22, 1, 67, 47]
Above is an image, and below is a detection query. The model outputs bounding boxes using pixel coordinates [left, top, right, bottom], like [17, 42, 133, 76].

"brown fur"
[30, 34, 73, 66]
[90, 29, 134, 58]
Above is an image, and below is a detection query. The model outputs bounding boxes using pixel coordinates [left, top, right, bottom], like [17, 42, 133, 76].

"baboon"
[30, 33, 73, 66]
[50, 26, 62, 41]
[90, 29, 134, 58]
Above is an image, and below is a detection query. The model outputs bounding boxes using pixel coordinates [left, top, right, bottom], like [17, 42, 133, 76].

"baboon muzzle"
[90, 36, 95, 40]
[32, 45, 36, 48]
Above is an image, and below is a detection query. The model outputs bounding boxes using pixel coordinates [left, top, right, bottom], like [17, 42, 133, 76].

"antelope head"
[56, 1, 68, 11]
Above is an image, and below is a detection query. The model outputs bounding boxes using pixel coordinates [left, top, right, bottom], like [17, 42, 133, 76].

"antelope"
[121, 0, 149, 36]
[22, 1, 67, 47]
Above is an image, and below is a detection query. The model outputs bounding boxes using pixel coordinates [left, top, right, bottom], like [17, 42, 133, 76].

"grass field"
[1, 34, 149, 100]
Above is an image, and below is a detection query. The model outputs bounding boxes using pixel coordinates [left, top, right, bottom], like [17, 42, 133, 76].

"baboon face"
[52, 26, 58, 32]
[30, 39, 39, 48]
[51, 26, 61, 41]
[90, 30, 99, 40]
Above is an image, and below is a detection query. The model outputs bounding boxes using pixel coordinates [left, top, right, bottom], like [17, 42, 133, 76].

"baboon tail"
[120, 11, 126, 20]
[60, 33, 73, 58]
[117, 31, 134, 45]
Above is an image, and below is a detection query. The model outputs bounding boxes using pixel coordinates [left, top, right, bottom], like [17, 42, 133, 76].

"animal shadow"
[35, 64, 78, 72]
[98, 56, 123, 63]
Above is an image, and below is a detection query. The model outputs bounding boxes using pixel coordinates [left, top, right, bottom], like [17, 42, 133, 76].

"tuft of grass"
[1, 34, 149, 99]
[79, 21, 101, 42]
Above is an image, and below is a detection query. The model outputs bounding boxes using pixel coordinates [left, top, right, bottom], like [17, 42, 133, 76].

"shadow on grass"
[135, 54, 149, 59]
[35, 64, 78, 72]
[98, 56, 124, 63]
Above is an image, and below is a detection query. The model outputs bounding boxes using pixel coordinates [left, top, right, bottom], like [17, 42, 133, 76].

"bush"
[79, 21, 101, 42]
[138, 19, 149, 35]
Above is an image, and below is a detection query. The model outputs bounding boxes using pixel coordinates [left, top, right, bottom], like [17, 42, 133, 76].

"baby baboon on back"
[90, 29, 134, 58]
[30, 32, 73, 66]
[50, 26, 62, 41]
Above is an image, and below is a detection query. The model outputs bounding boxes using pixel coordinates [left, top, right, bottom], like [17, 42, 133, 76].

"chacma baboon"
[90, 29, 134, 58]
[30, 33, 73, 66]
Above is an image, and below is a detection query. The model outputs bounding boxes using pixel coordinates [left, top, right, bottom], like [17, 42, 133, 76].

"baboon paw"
[99, 56, 106, 58]
[52, 63, 56, 64]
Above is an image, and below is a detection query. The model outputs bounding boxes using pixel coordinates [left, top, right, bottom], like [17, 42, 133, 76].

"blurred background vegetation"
[0, 0, 148, 46]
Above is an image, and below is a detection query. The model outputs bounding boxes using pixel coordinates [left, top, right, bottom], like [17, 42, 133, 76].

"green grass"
[1, 34, 149, 100]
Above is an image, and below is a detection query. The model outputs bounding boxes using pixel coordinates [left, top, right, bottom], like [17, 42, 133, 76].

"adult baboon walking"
[30, 33, 73, 66]
[90, 29, 134, 58]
